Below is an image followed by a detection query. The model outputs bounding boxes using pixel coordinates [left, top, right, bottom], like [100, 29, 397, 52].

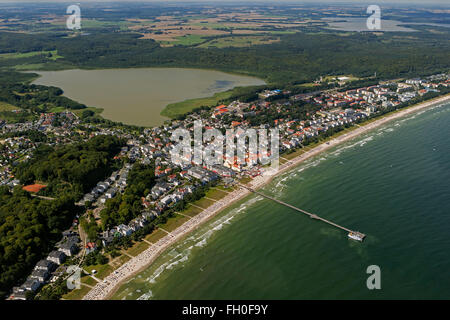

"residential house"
[30, 269, 49, 283]
[48, 250, 66, 265]
[34, 259, 56, 272]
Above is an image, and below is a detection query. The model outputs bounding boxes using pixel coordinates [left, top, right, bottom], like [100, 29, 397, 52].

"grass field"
[191, 197, 216, 209]
[13, 63, 46, 71]
[161, 90, 233, 118]
[0, 102, 18, 112]
[72, 106, 104, 118]
[181, 204, 204, 217]
[161, 34, 208, 46]
[198, 35, 280, 48]
[205, 188, 228, 201]
[160, 214, 191, 232]
[126, 241, 150, 257]
[83, 264, 114, 280]
[144, 229, 166, 243]
[48, 106, 66, 113]
[81, 275, 98, 287]
[0, 50, 61, 60]
[62, 284, 91, 300]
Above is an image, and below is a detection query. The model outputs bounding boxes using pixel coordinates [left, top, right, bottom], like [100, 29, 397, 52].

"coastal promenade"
[82, 93, 450, 300]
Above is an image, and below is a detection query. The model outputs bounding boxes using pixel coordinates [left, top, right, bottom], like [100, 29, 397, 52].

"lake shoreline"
[81, 93, 450, 300]
[30, 67, 266, 127]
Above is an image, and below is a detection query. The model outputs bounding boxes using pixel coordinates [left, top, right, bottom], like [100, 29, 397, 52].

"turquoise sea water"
[112, 102, 450, 300]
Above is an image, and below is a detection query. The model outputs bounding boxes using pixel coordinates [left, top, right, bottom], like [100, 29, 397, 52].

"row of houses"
[80, 164, 132, 205]
[11, 232, 80, 300]
[100, 211, 157, 247]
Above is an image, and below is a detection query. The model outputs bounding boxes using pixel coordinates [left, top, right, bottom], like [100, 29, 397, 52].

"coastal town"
[2, 72, 449, 300]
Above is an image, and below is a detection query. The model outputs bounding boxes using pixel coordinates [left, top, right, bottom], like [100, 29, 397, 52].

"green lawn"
[160, 213, 190, 232]
[214, 185, 237, 192]
[192, 197, 216, 209]
[161, 90, 233, 118]
[81, 275, 97, 286]
[205, 188, 228, 201]
[62, 284, 91, 300]
[181, 204, 204, 217]
[144, 229, 166, 243]
[83, 263, 114, 280]
[126, 241, 150, 257]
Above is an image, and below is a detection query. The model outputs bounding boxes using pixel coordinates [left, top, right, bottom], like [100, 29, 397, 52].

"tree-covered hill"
[0, 187, 78, 298]
[14, 135, 124, 199]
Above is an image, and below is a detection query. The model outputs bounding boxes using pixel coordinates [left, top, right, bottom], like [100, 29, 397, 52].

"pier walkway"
[239, 184, 365, 240]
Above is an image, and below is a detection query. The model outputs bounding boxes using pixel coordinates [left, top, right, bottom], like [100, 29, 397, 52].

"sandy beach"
[82, 93, 450, 300]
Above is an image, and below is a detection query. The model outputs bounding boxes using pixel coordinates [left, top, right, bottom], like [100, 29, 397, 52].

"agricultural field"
[198, 35, 281, 48]
[123, 11, 317, 46]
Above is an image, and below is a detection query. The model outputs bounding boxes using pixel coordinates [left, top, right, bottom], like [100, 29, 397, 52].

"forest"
[14, 135, 124, 199]
[0, 186, 79, 298]
[0, 83, 86, 113]
[0, 135, 124, 297]
[100, 163, 156, 228]
[1, 27, 449, 86]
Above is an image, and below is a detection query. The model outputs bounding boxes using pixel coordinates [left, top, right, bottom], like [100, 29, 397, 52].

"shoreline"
[28, 67, 266, 127]
[82, 93, 450, 300]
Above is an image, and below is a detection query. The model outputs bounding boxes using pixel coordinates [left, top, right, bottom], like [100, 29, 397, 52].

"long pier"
[239, 184, 365, 241]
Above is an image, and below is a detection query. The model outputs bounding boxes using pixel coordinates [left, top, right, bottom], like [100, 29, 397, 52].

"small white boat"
[348, 231, 364, 242]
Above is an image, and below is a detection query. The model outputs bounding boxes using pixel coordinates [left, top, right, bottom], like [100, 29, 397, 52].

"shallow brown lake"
[32, 68, 265, 127]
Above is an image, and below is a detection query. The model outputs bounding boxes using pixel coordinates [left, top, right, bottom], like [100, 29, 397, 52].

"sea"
[112, 101, 450, 300]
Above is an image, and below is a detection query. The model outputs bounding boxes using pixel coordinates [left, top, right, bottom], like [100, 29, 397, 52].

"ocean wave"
[137, 290, 153, 300]
[134, 196, 263, 289]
